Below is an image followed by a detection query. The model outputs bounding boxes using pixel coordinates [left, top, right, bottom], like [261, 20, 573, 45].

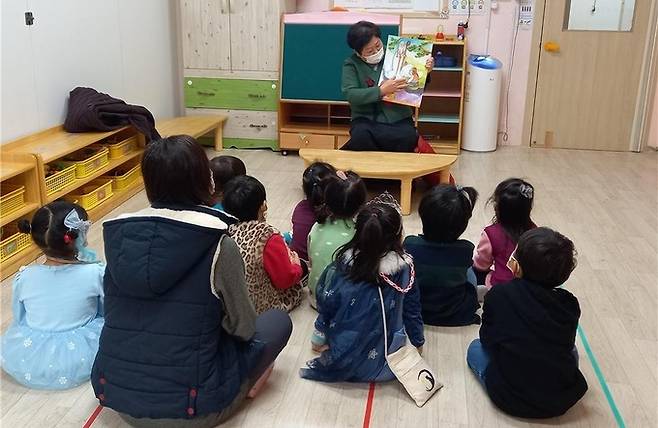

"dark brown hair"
[317, 171, 367, 224]
[302, 162, 337, 215]
[515, 227, 577, 288]
[488, 178, 535, 242]
[209, 155, 246, 198]
[223, 175, 266, 222]
[18, 200, 87, 259]
[419, 184, 478, 242]
[347, 21, 381, 54]
[335, 202, 404, 284]
[141, 135, 213, 206]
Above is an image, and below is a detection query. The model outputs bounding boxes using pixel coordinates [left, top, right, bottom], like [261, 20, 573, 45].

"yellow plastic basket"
[103, 135, 138, 160]
[62, 147, 110, 179]
[102, 164, 142, 192]
[65, 179, 114, 211]
[45, 163, 77, 196]
[0, 223, 32, 262]
[0, 184, 26, 216]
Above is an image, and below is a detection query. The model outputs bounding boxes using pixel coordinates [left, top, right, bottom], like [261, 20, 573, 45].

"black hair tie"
[17, 219, 32, 234]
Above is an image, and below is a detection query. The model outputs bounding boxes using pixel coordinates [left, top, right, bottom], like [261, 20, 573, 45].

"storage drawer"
[187, 108, 277, 140]
[184, 78, 278, 111]
[279, 132, 335, 150]
[335, 135, 350, 149]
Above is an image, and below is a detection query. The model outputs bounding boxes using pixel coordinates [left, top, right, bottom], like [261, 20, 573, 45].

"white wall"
[566, 0, 635, 31]
[1, 0, 180, 143]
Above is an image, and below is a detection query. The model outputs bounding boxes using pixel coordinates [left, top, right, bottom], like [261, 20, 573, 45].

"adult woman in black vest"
[92, 136, 292, 426]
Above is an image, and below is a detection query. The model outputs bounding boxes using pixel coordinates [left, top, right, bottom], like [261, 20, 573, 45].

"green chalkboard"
[281, 24, 399, 102]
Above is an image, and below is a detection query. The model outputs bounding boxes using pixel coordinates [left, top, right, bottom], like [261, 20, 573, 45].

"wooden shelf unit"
[43, 149, 144, 203]
[0, 153, 44, 280]
[1, 126, 147, 278]
[279, 100, 352, 153]
[416, 38, 467, 155]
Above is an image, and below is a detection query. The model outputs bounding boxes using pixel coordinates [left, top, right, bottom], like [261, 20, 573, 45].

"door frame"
[521, 0, 658, 151]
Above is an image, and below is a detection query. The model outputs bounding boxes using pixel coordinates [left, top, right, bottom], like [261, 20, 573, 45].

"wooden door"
[531, 0, 653, 151]
[228, 0, 280, 72]
[180, 0, 231, 70]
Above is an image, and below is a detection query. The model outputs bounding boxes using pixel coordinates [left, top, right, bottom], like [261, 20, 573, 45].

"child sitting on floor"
[301, 201, 424, 382]
[289, 162, 337, 261]
[307, 170, 367, 306]
[467, 227, 587, 418]
[224, 175, 304, 314]
[473, 178, 536, 296]
[210, 155, 246, 211]
[404, 184, 481, 326]
[1, 201, 104, 390]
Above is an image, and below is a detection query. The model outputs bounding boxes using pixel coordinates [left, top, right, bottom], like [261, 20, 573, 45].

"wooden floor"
[1, 146, 656, 427]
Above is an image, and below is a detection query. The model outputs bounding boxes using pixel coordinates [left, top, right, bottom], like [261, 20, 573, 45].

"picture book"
[378, 35, 433, 108]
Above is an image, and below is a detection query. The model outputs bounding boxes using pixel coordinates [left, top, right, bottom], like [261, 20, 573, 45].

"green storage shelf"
[418, 114, 460, 124]
[184, 77, 278, 111]
[198, 136, 278, 151]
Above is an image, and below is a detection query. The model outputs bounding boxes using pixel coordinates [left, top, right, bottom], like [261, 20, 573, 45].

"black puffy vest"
[91, 205, 245, 419]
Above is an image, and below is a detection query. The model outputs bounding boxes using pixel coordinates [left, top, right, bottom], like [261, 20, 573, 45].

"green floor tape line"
[577, 325, 626, 427]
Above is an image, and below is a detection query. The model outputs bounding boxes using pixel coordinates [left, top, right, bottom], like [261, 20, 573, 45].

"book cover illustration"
[379, 35, 433, 108]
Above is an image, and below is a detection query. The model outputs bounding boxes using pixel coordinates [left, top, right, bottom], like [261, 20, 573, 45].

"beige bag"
[378, 287, 442, 407]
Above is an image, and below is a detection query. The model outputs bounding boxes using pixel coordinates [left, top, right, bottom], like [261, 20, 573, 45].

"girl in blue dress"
[301, 200, 424, 382]
[1, 200, 104, 389]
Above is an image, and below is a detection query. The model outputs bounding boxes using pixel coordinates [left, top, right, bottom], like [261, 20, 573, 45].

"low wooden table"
[157, 115, 227, 151]
[299, 149, 457, 215]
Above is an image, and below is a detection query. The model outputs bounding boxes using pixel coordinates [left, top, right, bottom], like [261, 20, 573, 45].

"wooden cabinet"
[180, 0, 231, 70]
[180, 0, 292, 73]
[279, 132, 335, 151]
[228, 0, 281, 72]
[179, 0, 295, 150]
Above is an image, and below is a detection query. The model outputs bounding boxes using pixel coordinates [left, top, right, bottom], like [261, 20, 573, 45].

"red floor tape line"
[82, 405, 103, 428]
[362, 382, 376, 428]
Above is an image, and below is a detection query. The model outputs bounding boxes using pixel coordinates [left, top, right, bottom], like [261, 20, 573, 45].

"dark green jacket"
[341, 54, 413, 124]
[404, 236, 480, 326]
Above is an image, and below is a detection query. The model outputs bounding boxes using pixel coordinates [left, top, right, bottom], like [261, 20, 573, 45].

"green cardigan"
[341, 54, 413, 124]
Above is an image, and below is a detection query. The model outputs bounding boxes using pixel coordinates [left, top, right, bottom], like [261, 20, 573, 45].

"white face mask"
[362, 46, 384, 65]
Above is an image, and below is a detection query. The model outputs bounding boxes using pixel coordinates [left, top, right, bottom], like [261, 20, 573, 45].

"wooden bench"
[157, 115, 226, 151]
[299, 149, 457, 215]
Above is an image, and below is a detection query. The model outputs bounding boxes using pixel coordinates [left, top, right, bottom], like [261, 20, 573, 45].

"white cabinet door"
[180, 0, 231, 70]
[228, 0, 280, 72]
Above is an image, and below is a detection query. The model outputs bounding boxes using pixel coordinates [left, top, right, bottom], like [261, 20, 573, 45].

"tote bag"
[378, 287, 442, 407]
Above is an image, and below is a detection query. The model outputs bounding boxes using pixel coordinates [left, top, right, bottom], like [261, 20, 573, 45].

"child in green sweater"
[308, 171, 367, 309]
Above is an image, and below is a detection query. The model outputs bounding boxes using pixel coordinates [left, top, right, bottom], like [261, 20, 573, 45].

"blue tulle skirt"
[1, 317, 103, 389]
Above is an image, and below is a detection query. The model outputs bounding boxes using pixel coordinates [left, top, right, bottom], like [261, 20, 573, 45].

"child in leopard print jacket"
[223, 175, 305, 314]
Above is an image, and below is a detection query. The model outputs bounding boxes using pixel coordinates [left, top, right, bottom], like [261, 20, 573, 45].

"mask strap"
[456, 185, 472, 209]
[63, 208, 97, 262]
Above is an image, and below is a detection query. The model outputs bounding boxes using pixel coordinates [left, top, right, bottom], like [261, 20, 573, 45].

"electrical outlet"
[24, 11, 34, 26]
[519, 0, 533, 26]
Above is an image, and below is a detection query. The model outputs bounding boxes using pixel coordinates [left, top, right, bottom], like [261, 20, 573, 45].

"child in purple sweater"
[289, 162, 336, 260]
[473, 178, 536, 297]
